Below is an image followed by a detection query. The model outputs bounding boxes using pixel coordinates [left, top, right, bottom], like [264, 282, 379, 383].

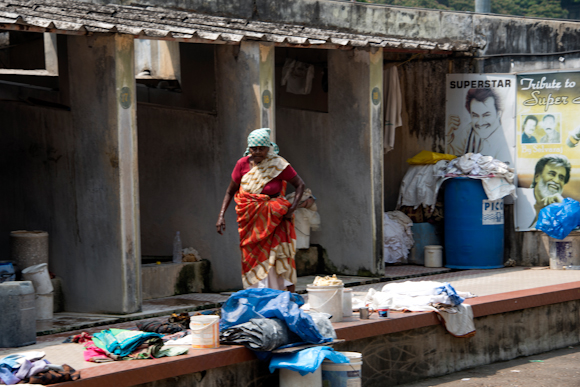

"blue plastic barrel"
[444, 178, 504, 269]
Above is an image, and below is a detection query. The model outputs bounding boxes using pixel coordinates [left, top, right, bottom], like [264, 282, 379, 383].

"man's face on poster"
[524, 118, 537, 137]
[534, 162, 567, 199]
[543, 116, 556, 135]
[469, 97, 501, 138]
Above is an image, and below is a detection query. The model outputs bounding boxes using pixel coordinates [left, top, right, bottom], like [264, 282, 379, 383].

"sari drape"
[235, 162, 297, 288]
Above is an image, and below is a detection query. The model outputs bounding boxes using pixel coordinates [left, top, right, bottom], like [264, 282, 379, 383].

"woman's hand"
[216, 215, 226, 234]
[283, 208, 295, 220]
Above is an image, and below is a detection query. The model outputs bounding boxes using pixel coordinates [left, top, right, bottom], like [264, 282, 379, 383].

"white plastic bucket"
[280, 366, 321, 387]
[342, 288, 353, 317]
[322, 351, 362, 387]
[424, 245, 443, 268]
[22, 263, 53, 294]
[307, 284, 344, 323]
[36, 292, 53, 320]
[189, 315, 220, 349]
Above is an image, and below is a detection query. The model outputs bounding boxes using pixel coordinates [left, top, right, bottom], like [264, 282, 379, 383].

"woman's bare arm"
[216, 180, 240, 234]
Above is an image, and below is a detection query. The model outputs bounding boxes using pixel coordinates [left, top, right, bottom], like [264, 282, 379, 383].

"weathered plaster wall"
[476, 15, 580, 73]
[138, 42, 264, 292]
[132, 300, 580, 387]
[277, 48, 382, 276]
[383, 56, 473, 211]
[0, 102, 74, 277]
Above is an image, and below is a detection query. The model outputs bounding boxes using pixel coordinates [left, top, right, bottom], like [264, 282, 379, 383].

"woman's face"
[249, 146, 269, 163]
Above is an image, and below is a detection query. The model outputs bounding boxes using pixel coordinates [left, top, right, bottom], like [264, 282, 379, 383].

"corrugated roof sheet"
[0, 0, 478, 51]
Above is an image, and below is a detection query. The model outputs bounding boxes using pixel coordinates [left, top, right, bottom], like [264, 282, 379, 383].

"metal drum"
[444, 178, 504, 269]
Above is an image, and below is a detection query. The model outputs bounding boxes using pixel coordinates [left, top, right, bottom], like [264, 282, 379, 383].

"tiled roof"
[0, 0, 477, 51]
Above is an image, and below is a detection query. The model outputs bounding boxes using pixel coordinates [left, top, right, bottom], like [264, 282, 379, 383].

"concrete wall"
[383, 56, 473, 211]
[277, 48, 383, 276]
[129, 300, 580, 387]
[138, 41, 266, 292]
[0, 102, 73, 274]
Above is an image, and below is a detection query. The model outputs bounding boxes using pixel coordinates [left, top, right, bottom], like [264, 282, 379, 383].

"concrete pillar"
[211, 41, 277, 289]
[64, 34, 141, 313]
[43, 33, 58, 75]
[259, 43, 275, 135]
[369, 49, 384, 273]
[277, 48, 384, 277]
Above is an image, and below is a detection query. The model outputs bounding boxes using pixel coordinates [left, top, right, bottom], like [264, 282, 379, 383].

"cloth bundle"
[281, 58, 315, 95]
[83, 329, 188, 362]
[0, 351, 80, 385]
[363, 281, 477, 338]
[220, 318, 300, 351]
[220, 289, 333, 345]
[383, 211, 414, 264]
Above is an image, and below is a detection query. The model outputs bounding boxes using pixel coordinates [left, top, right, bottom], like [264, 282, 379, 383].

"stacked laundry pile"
[440, 153, 516, 200]
[398, 152, 516, 212]
[0, 351, 79, 385]
[78, 329, 189, 363]
[364, 281, 477, 338]
[219, 288, 335, 351]
[383, 211, 414, 264]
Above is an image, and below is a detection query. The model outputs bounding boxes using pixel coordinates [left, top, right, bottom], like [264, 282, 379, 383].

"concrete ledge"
[58, 281, 580, 387]
[141, 260, 210, 300]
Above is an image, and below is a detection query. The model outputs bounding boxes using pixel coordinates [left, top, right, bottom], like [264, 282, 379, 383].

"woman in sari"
[216, 128, 305, 292]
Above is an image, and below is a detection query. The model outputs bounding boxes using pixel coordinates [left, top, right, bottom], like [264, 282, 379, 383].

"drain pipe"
[475, 0, 491, 13]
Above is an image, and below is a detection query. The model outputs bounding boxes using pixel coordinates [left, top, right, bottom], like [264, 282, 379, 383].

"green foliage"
[365, 0, 570, 18]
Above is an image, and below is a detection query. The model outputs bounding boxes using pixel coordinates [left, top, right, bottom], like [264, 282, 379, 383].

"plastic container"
[424, 245, 443, 268]
[322, 351, 362, 387]
[307, 284, 344, 323]
[409, 223, 441, 265]
[0, 261, 16, 283]
[444, 178, 504, 269]
[377, 306, 390, 318]
[36, 292, 53, 320]
[280, 367, 322, 387]
[0, 281, 36, 347]
[342, 288, 353, 317]
[21, 263, 53, 294]
[190, 315, 220, 349]
[10, 230, 49, 269]
[173, 231, 182, 263]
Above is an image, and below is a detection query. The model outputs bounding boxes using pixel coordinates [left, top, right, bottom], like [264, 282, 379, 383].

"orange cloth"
[235, 184, 297, 288]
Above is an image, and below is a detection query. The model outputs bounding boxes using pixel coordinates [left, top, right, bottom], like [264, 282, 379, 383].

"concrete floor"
[2, 265, 580, 377]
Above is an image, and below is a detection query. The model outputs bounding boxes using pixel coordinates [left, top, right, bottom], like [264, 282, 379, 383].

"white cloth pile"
[286, 189, 320, 249]
[398, 153, 516, 209]
[397, 160, 450, 210]
[364, 281, 477, 337]
[383, 211, 414, 264]
[441, 153, 516, 200]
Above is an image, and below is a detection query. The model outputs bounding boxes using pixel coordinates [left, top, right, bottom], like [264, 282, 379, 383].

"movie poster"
[445, 74, 517, 168]
[515, 71, 580, 231]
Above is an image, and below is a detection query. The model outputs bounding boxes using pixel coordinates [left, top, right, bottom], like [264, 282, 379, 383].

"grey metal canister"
[10, 231, 49, 269]
[0, 281, 36, 347]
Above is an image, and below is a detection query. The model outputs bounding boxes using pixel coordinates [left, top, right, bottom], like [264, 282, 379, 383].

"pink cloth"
[231, 156, 297, 195]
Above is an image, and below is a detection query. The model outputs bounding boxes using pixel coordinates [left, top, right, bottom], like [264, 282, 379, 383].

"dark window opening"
[275, 47, 328, 113]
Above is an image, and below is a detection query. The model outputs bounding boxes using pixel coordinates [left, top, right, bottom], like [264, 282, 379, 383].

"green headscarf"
[244, 128, 279, 156]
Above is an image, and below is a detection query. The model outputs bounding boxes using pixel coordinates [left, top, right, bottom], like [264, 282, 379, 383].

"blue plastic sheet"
[220, 288, 332, 344]
[536, 198, 580, 240]
[269, 346, 349, 376]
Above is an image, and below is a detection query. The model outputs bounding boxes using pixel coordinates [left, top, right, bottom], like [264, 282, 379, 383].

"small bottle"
[173, 232, 182, 263]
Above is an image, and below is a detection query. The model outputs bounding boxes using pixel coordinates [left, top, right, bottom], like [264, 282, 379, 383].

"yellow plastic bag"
[406, 150, 457, 165]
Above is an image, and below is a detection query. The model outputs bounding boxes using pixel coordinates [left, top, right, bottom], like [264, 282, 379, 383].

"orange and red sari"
[234, 154, 297, 288]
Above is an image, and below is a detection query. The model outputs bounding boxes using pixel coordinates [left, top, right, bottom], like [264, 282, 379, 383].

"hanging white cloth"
[383, 65, 403, 153]
[281, 58, 315, 95]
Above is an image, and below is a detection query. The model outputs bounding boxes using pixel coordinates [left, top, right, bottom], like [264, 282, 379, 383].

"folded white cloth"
[436, 304, 476, 338]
